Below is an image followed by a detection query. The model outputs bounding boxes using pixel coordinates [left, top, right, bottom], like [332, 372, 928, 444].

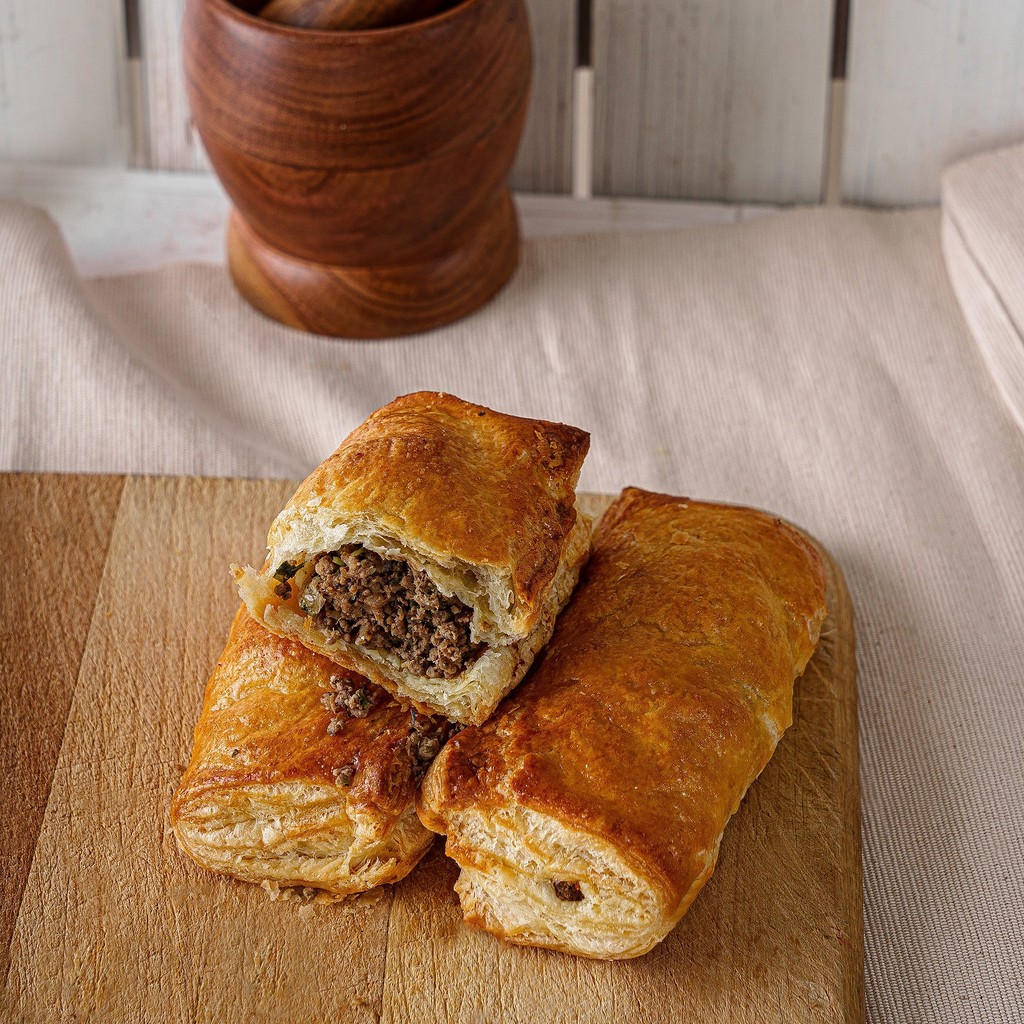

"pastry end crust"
[171, 608, 438, 897]
[419, 488, 828, 957]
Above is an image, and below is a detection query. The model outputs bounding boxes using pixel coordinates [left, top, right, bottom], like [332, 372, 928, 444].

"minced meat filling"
[553, 880, 584, 902]
[406, 707, 461, 780]
[303, 545, 483, 679]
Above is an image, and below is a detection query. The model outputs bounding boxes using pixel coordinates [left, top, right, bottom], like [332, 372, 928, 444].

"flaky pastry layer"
[172, 608, 439, 896]
[419, 488, 828, 958]
[235, 392, 592, 724]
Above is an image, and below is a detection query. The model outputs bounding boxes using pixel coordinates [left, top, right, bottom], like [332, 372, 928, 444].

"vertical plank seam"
[821, 0, 846, 205]
[571, 0, 594, 199]
[123, 0, 150, 168]
[123, 0, 142, 57]
[831, 0, 850, 80]
[0, 475, 128, 992]
[823, 80, 846, 206]
[133, 0, 158, 170]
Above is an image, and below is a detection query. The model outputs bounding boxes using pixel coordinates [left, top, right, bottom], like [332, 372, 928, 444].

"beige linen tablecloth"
[2, 170, 1023, 1022]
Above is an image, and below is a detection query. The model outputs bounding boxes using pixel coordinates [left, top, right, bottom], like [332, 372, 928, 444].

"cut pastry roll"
[171, 607, 454, 896]
[418, 487, 828, 959]
[235, 392, 591, 725]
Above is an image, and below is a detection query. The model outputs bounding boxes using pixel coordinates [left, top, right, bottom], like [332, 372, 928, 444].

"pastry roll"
[235, 392, 591, 725]
[418, 488, 828, 959]
[172, 607, 454, 896]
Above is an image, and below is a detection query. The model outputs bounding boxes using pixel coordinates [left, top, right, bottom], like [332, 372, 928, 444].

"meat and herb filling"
[296, 545, 484, 679]
[552, 880, 584, 902]
[322, 679, 461, 787]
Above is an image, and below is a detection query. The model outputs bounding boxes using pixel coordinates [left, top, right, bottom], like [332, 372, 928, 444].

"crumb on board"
[258, 879, 350, 908]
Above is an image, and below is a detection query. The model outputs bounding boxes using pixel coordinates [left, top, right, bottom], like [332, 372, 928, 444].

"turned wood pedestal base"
[226, 190, 520, 339]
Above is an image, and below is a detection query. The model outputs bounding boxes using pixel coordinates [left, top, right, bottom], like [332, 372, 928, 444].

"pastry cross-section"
[235, 392, 592, 724]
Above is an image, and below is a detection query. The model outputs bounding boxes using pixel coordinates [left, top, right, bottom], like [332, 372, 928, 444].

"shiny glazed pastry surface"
[235, 392, 591, 724]
[418, 487, 828, 958]
[172, 607, 447, 896]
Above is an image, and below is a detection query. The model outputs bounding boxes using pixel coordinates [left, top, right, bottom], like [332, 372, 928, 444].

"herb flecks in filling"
[302, 545, 483, 679]
[406, 708, 462, 782]
[272, 559, 300, 600]
[323, 680, 460, 787]
[322, 677, 378, 736]
[322, 677, 377, 718]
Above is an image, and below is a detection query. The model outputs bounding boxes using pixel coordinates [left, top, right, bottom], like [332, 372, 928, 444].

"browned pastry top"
[172, 607, 442, 827]
[276, 392, 590, 617]
[421, 488, 828, 907]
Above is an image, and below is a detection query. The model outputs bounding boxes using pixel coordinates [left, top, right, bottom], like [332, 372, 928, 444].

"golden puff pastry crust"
[171, 607, 448, 897]
[418, 487, 828, 959]
[235, 392, 591, 725]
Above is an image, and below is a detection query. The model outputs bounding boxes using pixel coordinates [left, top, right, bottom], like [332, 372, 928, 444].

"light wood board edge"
[0, 473, 126, 983]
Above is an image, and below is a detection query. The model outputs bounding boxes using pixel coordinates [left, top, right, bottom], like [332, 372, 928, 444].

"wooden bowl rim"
[205, 0, 482, 42]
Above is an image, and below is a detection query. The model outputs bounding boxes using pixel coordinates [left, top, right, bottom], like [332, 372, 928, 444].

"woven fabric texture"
[2, 182, 1023, 1021]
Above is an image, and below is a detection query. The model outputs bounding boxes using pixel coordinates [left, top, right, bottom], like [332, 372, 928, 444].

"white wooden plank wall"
[6, 0, 1024, 207]
[591, 0, 835, 204]
[139, 0, 208, 171]
[0, 0, 128, 164]
[508, 0, 575, 194]
[842, 0, 1024, 206]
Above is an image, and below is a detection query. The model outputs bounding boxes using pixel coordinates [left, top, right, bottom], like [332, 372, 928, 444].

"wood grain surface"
[0, 0, 129, 166]
[0, 474, 125, 981]
[183, 0, 530, 337]
[225, 193, 519, 339]
[139, 0, 208, 172]
[257, 0, 452, 30]
[842, 0, 1024, 205]
[591, 0, 834, 204]
[0, 474, 863, 1023]
[507, 0, 575, 196]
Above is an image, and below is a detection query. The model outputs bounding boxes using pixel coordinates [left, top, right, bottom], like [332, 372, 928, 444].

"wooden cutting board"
[0, 473, 863, 1023]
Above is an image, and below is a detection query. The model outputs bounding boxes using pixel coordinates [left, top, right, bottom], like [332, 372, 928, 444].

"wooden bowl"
[183, 0, 531, 338]
[257, 0, 453, 31]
